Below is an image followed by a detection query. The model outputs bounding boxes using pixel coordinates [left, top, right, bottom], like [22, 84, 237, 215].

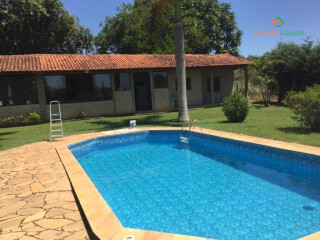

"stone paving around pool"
[0, 132, 105, 240]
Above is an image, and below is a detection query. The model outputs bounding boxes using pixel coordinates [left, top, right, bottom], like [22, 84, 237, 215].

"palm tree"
[174, 0, 190, 122]
[150, 0, 190, 122]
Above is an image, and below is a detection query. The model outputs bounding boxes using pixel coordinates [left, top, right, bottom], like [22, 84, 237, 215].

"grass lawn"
[0, 102, 319, 151]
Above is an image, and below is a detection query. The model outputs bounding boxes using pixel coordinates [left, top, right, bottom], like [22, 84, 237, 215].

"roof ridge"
[0, 53, 232, 57]
[0, 53, 252, 73]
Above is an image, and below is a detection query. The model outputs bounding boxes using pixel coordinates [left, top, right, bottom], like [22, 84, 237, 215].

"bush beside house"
[0, 112, 42, 128]
[222, 92, 249, 123]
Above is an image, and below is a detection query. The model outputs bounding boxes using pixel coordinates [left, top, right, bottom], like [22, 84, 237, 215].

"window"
[44, 75, 67, 103]
[0, 75, 38, 106]
[93, 74, 113, 100]
[214, 77, 221, 92]
[153, 72, 168, 89]
[187, 77, 192, 90]
[115, 73, 131, 91]
[207, 77, 211, 92]
[44, 74, 113, 103]
[175, 77, 192, 91]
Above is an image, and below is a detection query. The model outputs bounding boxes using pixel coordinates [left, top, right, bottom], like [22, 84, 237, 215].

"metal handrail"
[189, 119, 202, 131]
[181, 119, 203, 132]
[181, 119, 193, 131]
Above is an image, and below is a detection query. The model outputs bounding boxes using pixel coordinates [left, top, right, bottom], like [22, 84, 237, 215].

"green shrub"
[285, 84, 320, 132]
[16, 115, 27, 126]
[0, 117, 16, 127]
[0, 112, 41, 128]
[25, 112, 42, 125]
[222, 92, 249, 123]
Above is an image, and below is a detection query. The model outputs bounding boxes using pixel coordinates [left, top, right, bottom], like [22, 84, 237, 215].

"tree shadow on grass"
[217, 120, 246, 124]
[251, 101, 285, 109]
[276, 126, 315, 135]
[78, 114, 181, 132]
[0, 131, 17, 142]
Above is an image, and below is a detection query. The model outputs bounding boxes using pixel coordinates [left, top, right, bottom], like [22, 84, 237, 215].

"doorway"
[133, 72, 152, 112]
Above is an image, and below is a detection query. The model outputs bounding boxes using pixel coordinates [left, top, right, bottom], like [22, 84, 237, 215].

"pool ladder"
[181, 119, 203, 132]
[50, 101, 64, 141]
[180, 119, 202, 143]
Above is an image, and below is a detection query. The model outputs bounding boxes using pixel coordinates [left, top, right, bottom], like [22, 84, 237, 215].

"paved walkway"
[0, 134, 98, 240]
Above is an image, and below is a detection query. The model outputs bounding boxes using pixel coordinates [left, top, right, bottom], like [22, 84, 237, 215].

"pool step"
[180, 137, 189, 144]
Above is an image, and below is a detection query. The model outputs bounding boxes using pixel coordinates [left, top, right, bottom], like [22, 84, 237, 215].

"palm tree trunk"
[174, 0, 189, 122]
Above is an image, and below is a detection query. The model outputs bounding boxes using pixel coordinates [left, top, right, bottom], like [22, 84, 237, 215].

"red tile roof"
[0, 54, 251, 73]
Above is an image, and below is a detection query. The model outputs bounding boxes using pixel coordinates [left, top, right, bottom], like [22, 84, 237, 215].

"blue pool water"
[70, 131, 320, 240]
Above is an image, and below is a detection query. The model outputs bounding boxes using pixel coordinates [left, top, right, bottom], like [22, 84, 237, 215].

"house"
[0, 54, 251, 120]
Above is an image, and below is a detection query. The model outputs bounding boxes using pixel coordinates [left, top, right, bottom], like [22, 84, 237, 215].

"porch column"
[210, 70, 215, 105]
[150, 71, 155, 112]
[36, 74, 47, 121]
[244, 67, 249, 98]
[111, 72, 117, 115]
[130, 72, 136, 113]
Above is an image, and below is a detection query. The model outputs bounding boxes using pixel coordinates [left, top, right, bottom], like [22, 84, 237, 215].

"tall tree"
[95, 0, 242, 55]
[174, 0, 189, 122]
[0, 0, 93, 54]
[262, 40, 320, 102]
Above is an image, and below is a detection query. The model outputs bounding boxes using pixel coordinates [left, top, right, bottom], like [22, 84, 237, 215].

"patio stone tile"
[23, 211, 46, 223]
[45, 208, 72, 218]
[0, 216, 25, 232]
[18, 191, 33, 198]
[30, 183, 44, 193]
[21, 222, 35, 230]
[44, 192, 60, 202]
[20, 235, 39, 240]
[59, 192, 75, 202]
[25, 226, 44, 232]
[17, 208, 44, 216]
[35, 229, 70, 240]
[64, 229, 88, 240]
[0, 231, 25, 240]
[62, 202, 78, 210]
[35, 219, 74, 229]
[0, 201, 26, 218]
[0, 214, 18, 222]
[62, 221, 84, 232]
[7, 178, 32, 185]
[64, 211, 81, 221]
[44, 201, 68, 209]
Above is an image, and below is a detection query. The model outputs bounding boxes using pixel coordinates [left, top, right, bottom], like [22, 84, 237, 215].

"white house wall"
[168, 69, 204, 106]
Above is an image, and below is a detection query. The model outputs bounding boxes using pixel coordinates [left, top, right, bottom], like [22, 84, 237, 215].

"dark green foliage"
[0, 0, 94, 54]
[235, 40, 320, 103]
[263, 40, 320, 102]
[25, 112, 42, 125]
[0, 112, 41, 127]
[285, 84, 320, 132]
[95, 0, 242, 55]
[222, 92, 249, 123]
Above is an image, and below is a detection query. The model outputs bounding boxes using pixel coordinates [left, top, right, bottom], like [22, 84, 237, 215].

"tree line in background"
[235, 39, 320, 104]
[95, 0, 242, 55]
[0, 0, 94, 54]
[0, 0, 242, 55]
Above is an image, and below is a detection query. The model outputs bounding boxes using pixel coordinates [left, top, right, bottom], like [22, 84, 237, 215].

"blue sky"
[61, 0, 320, 57]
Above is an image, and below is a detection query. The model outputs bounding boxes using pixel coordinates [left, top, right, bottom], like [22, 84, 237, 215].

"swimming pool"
[69, 130, 320, 240]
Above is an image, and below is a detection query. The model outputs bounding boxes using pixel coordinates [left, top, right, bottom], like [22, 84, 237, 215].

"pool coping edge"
[56, 127, 320, 240]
